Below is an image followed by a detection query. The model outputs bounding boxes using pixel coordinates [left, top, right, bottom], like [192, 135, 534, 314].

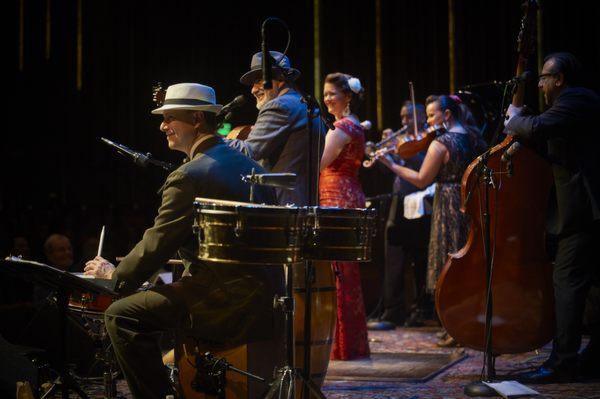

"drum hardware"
[193, 199, 375, 398]
[191, 351, 266, 399]
[241, 169, 297, 202]
[2, 257, 118, 399]
[261, 263, 326, 399]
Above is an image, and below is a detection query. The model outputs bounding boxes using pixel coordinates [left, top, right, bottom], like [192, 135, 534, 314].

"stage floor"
[322, 327, 600, 398]
[75, 327, 599, 398]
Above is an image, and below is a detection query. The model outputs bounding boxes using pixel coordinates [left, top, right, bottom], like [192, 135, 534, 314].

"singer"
[319, 72, 370, 360]
[83, 82, 283, 399]
[227, 50, 325, 206]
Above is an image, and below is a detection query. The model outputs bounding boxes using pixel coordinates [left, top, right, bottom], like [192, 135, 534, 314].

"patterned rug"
[326, 351, 467, 382]
[45, 327, 600, 398]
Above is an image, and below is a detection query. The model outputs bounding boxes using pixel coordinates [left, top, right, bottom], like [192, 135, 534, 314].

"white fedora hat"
[151, 83, 223, 114]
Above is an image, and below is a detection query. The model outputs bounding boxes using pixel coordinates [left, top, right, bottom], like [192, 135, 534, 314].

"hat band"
[163, 98, 214, 106]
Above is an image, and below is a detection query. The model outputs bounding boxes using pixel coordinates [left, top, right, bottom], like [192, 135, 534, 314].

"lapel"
[157, 135, 222, 194]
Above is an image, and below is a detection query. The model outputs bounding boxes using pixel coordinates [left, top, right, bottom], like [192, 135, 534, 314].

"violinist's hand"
[84, 256, 115, 279]
[378, 153, 395, 168]
[381, 128, 393, 140]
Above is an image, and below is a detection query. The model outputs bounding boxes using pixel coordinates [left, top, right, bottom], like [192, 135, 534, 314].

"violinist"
[377, 94, 480, 347]
[368, 101, 432, 330]
[506, 52, 600, 383]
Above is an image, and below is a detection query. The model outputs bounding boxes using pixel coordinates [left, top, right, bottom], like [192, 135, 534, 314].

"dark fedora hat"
[239, 51, 300, 86]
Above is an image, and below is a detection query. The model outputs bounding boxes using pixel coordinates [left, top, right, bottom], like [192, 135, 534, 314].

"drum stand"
[261, 263, 326, 399]
[40, 290, 90, 399]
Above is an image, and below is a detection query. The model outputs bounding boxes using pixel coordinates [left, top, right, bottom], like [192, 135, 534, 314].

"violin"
[394, 124, 445, 159]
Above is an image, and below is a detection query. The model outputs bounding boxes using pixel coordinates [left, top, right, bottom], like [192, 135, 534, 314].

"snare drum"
[68, 291, 114, 314]
[304, 207, 377, 262]
[194, 198, 306, 265]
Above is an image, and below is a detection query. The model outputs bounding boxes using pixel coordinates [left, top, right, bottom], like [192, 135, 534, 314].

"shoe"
[403, 311, 424, 327]
[436, 334, 460, 348]
[436, 330, 448, 339]
[367, 319, 395, 331]
[516, 366, 578, 384]
[579, 345, 600, 380]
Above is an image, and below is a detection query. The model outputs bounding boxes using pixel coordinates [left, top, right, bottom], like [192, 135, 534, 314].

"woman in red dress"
[320, 72, 370, 360]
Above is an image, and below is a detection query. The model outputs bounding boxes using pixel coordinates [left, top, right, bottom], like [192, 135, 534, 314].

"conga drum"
[293, 261, 336, 398]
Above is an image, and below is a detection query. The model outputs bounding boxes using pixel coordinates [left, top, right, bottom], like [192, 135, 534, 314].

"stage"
[51, 327, 599, 398]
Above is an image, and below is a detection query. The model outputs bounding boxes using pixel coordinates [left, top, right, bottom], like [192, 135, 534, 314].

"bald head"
[44, 234, 74, 270]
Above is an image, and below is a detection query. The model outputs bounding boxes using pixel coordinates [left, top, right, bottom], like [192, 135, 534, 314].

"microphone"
[101, 137, 174, 171]
[261, 21, 272, 90]
[101, 137, 150, 167]
[506, 71, 533, 85]
[216, 95, 247, 120]
[360, 120, 372, 130]
[501, 141, 521, 163]
[242, 172, 296, 190]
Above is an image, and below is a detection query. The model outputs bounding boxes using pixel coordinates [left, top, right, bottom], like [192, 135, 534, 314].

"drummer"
[84, 83, 283, 399]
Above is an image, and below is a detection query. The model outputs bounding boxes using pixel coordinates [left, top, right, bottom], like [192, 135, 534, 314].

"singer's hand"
[84, 256, 115, 279]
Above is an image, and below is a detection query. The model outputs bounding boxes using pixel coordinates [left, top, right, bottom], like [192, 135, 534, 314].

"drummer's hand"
[84, 256, 115, 279]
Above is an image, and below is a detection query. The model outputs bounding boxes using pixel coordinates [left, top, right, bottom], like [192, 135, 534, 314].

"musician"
[506, 52, 600, 383]
[43, 234, 75, 271]
[320, 72, 369, 360]
[377, 95, 480, 347]
[227, 50, 324, 206]
[84, 83, 283, 399]
[368, 101, 432, 330]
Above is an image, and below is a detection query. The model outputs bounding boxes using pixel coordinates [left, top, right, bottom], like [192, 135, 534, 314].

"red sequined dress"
[319, 117, 370, 360]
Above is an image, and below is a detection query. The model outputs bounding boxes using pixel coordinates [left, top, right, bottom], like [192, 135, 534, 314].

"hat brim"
[239, 67, 301, 86]
[151, 104, 223, 115]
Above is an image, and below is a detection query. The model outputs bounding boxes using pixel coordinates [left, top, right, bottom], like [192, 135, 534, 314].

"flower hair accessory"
[347, 77, 362, 94]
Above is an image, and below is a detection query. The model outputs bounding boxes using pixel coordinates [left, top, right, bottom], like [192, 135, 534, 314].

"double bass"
[435, 0, 555, 354]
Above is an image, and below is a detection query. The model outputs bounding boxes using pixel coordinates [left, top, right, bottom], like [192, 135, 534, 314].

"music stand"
[1, 257, 118, 399]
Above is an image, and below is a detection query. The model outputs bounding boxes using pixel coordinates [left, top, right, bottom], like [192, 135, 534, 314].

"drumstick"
[97, 225, 105, 257]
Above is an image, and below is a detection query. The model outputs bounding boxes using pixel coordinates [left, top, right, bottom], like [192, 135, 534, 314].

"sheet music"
[483, 381, 539, 398]
[71, 272, 96, 279]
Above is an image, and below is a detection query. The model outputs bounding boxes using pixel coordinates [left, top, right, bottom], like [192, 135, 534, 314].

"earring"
[343, 103, 351, 117]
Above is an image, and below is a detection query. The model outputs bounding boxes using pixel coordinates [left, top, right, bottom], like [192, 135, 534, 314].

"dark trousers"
[105, 269, 280, 399]
[383, 207, 430, 321]
[552, 221, 600, 368]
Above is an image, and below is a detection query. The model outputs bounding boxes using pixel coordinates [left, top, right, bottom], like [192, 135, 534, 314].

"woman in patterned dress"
[320, 72, 370, 360]
[377, 94, 480, 347]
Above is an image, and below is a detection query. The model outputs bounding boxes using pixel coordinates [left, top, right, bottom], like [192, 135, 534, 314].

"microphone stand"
[257, 20, 328, 399]
[463, 80, 519, 398]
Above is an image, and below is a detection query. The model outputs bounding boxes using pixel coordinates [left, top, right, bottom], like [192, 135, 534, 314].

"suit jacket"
[506, 87, 600, 235]
[113, 135, 276, 294]
[227, 89, 325, 206]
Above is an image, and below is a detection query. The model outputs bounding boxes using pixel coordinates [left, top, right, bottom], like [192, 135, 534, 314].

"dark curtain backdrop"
[4, 0, 600, 258]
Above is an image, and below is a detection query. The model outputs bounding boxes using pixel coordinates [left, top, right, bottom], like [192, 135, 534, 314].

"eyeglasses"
[538, 73, 556, 83]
